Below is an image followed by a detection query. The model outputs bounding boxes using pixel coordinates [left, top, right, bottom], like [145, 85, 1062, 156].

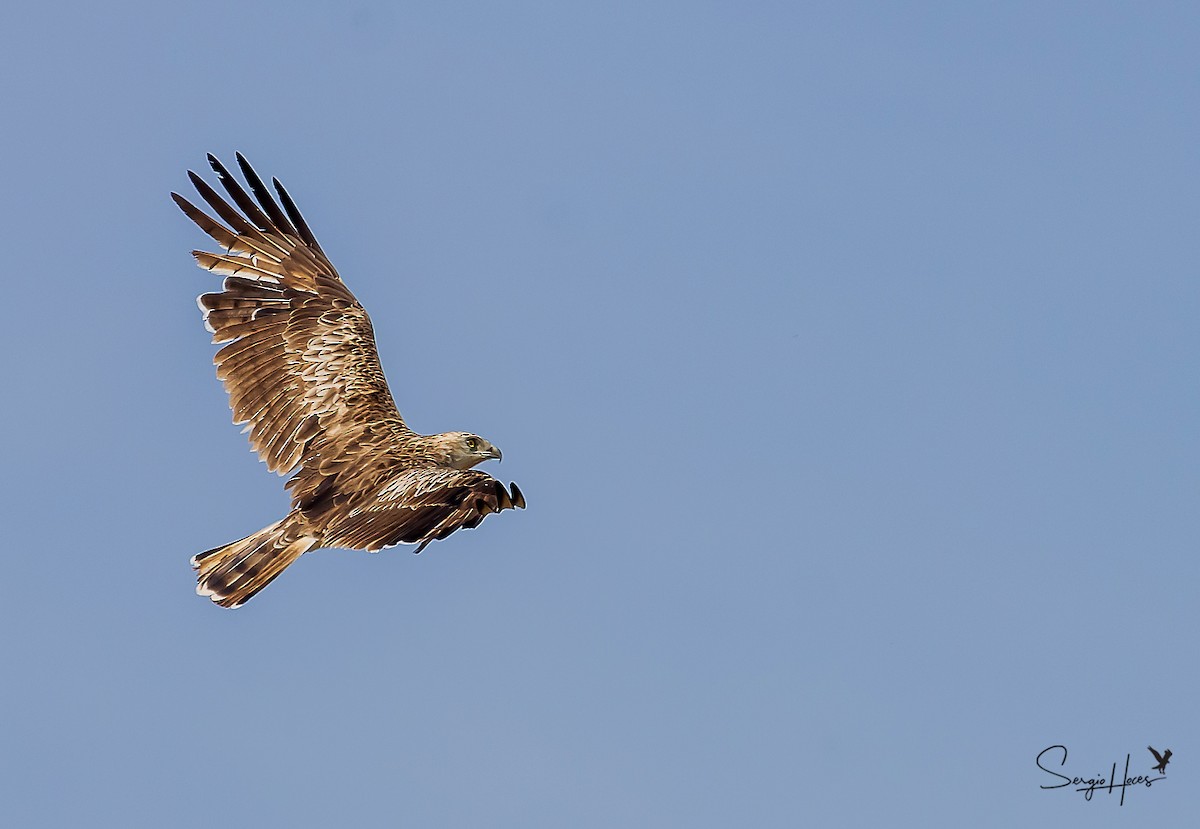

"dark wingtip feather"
[509, 482, 526, 509]
[273, 176, 323, 251]
[205, 153, 274, 232]
[185, 168, 263, 239]
[236, 153, 299, 237]
[233, 153, 256, 189]
[207, 154, 238, 192]
[493, 480, 514, 511]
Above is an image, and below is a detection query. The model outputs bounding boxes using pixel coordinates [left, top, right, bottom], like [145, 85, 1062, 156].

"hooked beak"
[487, 445, 503, 462]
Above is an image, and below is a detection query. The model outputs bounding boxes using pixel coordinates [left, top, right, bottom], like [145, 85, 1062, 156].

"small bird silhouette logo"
[1148, 746, 1172, 775]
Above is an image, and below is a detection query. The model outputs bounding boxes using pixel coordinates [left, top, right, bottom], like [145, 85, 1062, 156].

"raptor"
[173, 154, 524, 608]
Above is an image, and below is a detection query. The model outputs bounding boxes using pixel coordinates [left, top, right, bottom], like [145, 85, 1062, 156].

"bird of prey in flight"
[173, 154, 525, 608]
[1148, 746, 1172, 775]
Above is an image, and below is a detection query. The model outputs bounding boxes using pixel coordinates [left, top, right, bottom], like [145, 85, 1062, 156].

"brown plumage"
[174, 153, 525, 608]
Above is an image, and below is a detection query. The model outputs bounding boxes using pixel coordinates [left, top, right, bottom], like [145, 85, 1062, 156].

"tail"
[192, 515, 319, 608]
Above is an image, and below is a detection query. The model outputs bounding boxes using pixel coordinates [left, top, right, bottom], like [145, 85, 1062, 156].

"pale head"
[431, 431, 503, 470]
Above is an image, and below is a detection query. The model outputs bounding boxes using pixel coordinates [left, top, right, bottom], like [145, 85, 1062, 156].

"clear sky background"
[1, 2, 1195, 826]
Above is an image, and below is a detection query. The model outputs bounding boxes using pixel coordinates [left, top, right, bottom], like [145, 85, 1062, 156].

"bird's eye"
[465, 438, 479, 451]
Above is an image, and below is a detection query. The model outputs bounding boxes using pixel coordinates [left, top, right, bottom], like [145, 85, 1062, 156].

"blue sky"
[1, 2, 1196, 826]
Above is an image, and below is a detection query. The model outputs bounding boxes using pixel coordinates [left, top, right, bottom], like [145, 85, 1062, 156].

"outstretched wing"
[173, 154, 413, 488]
[1148, 746, 1165, 764]
[321, 468, 526, 553]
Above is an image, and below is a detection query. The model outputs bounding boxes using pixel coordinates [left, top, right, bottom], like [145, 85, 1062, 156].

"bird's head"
[435, 431, 503, 469]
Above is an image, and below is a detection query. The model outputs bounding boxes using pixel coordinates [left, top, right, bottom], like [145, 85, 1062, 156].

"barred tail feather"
[192, 516, 318, 608]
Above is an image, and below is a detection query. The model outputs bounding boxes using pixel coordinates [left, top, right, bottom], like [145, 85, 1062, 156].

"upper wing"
[1148, 746, 1165, 763]
[320, 468, 526, 553]
[173, 153, 413, 481]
